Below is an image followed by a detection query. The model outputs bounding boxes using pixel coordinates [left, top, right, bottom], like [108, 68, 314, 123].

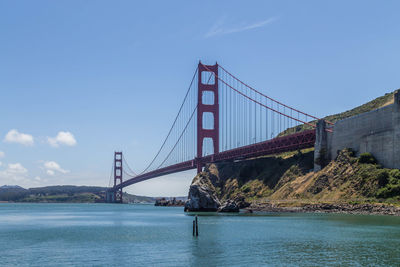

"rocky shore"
[247, 202, 400, 216]
[155, 197, 185, 207]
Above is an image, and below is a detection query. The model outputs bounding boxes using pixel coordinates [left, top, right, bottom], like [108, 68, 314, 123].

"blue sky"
[1, 1, 399, 196]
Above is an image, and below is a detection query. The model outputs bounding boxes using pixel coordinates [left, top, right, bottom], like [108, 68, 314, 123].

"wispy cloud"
[43, 161, 69, 176]
[204, 16, 278, 38]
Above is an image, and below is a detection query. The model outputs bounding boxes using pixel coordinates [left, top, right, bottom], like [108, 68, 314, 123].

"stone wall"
[315, 90, 400, 170]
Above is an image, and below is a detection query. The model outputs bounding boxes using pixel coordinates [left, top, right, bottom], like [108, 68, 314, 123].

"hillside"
[186, 148, 400, 212]
[0, 185, 156, 203]
[269, 149, 399, 202]
[279, 90, 396, 136]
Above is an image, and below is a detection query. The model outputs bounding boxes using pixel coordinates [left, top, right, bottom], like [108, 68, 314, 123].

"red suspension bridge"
[106, 62, 332, 203]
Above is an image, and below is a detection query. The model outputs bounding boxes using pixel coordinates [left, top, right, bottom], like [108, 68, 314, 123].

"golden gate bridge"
[106, 62, 332, 203]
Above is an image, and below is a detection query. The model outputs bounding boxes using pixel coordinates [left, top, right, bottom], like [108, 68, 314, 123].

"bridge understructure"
[106, 62, 332, 203]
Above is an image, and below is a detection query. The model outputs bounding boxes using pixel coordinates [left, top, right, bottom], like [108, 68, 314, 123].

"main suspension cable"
[201, 63, 317, 128]
[140, 66, 198, 174]
[218, 64, 333, 125]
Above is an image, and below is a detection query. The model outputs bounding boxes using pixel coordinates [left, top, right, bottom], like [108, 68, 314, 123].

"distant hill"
[0, 185, 25, 189]
[0, 185, 155, 203]
[279, 90, 397, 136]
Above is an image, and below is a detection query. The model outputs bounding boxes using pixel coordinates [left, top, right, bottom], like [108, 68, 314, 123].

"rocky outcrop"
[218, 200, 239, 212]
[155, 197, 185, 207]
[185, 165, 248, 212]
[184, 172, 221, 212]
[232, 195, 250, 209]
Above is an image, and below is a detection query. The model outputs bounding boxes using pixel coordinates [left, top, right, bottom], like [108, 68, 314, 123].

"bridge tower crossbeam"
[197, 62, 219, 173]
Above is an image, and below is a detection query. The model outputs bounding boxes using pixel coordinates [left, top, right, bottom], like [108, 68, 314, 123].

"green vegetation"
[358, 152, 377, 164]
[20, 192, 101, 203]
[0, 185, 155, 203]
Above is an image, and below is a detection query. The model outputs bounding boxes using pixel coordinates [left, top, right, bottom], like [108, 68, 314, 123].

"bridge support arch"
[197, 62, 219, 173]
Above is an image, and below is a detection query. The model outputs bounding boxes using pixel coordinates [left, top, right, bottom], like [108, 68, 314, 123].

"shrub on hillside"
[389, 169, 400, 180]
[377, 171, 389, 186]
[358, 153, 377, 164]
[377, 184, 400, 198]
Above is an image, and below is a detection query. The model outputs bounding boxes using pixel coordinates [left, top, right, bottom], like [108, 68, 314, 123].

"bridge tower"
[197, 62, 219, 173]
[108, 151, 123, 203]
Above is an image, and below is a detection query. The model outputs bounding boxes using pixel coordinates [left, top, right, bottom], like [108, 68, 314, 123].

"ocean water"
[0, 203, 399, 266]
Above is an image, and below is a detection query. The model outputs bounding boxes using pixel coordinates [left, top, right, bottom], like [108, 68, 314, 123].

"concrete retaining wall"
[315, 90, 400, 170]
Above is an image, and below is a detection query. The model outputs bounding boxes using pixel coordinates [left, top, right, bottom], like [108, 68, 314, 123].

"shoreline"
[247, 202, 400, 216]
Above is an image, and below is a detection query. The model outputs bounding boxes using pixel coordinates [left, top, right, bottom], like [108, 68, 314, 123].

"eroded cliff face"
[185, 149, 314, 211]
[184, 148, 400, 212]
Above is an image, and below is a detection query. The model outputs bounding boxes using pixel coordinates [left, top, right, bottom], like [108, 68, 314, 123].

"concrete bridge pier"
[106, 190, 115, 203]
[314, 120, 328, 171]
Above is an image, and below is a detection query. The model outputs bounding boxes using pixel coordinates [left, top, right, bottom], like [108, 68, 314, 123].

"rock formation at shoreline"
[184, 172, 221, 211]
[218, 200, 239, 212]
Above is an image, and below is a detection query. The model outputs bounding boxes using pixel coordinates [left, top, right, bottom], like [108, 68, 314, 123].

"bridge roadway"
[115, 129, 316, 190]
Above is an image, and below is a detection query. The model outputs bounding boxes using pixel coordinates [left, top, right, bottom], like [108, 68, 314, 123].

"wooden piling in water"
[192, 215, 199, 237]
[195, 215, 198, 236]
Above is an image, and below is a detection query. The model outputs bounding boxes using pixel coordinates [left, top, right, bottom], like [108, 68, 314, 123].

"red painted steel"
[116, 159, 196, 190]
[197, 62, 219, 173]
[114, 129, 316, 190]
[114, 152, 123, 203]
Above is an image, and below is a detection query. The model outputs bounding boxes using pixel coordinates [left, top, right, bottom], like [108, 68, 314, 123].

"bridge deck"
[115, 129, 316, 190]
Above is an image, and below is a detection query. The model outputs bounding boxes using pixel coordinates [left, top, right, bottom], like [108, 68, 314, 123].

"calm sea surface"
[0, 203, 399, 266]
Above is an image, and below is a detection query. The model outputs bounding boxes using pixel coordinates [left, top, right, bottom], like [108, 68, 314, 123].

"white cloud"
[34, 176, 41, 181]
[204, 16, 278, 38]
[0, 162, 29, 182]
[4, 129, 34, 146]
[0, 151, 4, 158]
[0, 161, 2, 167]
[47, 131, 77, 147]
[7, 163, 28, 174]
[43, 161, 69, 176]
